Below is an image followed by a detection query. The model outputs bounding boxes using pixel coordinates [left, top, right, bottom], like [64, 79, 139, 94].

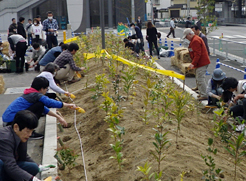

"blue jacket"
[2, 92, 63, 123]
[135, 26, 143, 39]
[39, 46, 62, 66]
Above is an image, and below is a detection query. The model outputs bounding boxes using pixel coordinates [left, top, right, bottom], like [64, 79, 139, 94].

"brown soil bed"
[56, 60, 246, 181]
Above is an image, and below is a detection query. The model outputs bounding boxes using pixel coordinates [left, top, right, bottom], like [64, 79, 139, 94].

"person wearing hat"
[182, 28, 210, 101]
[206, 68, 226, 105]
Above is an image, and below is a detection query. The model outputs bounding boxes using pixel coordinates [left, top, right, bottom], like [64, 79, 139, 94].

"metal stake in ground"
[100, 0, 105, 49]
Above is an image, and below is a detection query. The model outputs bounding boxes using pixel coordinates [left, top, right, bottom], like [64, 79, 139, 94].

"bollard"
[63, 31, 66, 42]
[244, 68, 246, 79]
[164, 38, 168, 47]
[29, 38, 32, 46]
[159, 38, 162, 46]
[216, 58, 220, 68]
[0, 34, 2, 42]
[179, 43, 182, 47]
[169, 41, 174, 56]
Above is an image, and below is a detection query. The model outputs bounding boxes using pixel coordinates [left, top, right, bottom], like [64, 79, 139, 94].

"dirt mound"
[56, 59, 246, 181]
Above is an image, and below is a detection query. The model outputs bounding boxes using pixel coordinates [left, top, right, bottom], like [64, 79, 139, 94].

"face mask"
[34, 23, 37, 25]
[48, 16, 53, 20]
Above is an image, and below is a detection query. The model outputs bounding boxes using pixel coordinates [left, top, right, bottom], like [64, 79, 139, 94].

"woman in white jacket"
[37, 63, 71, 99]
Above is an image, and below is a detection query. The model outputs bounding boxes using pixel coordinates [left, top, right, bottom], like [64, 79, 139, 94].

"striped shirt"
[54, 50, 81, 71]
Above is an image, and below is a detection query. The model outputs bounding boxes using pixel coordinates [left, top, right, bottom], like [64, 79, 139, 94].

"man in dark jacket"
[17, 17, 26, 39]
[185, 17, 192, 28]
[191, 25, 210, 55]
[0, 110, 40, 181]
[8, 18, 17, 37]
[130, 23, 145, 55]
[137, 16, 142, 30]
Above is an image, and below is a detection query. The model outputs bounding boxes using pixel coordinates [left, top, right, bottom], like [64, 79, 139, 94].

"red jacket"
[188, 35, 210, 68]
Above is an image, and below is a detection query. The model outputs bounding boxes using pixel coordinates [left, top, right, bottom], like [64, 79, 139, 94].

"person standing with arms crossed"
[166, 18, 175, 38]
[182, 28, 210, 100]
[42, 11, 58, 49]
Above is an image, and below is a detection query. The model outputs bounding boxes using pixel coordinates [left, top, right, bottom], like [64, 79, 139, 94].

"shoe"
[68, 79, 81, 84]
[166, 36, 169, 38]
[173, 36, 176, 38]
[197, 94, 201, 98]
[30, 131, 44, 140]
[236, 124, 246, 132]
[158, 55, 160, 59]
[198, 96, 207, 101]
[192, 87, 198, 91]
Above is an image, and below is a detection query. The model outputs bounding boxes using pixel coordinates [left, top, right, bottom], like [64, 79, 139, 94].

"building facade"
[0, 0, 145, 32]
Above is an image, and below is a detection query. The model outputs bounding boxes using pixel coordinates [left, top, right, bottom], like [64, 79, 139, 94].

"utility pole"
[187, 0, 190, 17]
[100, 0, 105, 49]
[131, 0, 135, 23]
[151, 0, 154, 24]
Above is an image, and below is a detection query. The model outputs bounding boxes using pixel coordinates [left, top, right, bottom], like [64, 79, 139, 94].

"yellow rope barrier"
[83, 49, 185, 80]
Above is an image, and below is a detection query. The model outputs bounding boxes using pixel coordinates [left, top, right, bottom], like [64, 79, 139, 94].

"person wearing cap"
[182, 28, 210, 101]
[206, 68, 226, 105]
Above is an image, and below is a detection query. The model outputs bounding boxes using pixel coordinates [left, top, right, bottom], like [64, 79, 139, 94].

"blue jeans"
[0, 160, 39, 181]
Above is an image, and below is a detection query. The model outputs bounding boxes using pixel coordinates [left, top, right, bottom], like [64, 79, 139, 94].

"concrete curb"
[41, 108, 57, 181]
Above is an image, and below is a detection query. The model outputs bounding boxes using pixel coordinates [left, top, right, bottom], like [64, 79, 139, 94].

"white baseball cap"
[182, 28, 194, 39]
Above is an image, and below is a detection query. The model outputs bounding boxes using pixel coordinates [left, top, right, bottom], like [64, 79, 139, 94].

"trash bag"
[159, 48, 170, 57]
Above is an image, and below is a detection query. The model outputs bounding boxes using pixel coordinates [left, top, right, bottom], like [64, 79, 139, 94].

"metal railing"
[210, 37, 246, 67]
[0, 0, 32, 12]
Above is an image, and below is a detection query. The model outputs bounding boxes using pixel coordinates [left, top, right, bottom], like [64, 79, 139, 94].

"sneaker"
[192, 87, 198, 91]
[158, 55, 160, 59]
[236, 124, 246, 132]
[30, 131, 44, 140]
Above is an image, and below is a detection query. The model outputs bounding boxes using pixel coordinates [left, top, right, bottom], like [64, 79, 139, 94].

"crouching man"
[0, 110, 41, 181]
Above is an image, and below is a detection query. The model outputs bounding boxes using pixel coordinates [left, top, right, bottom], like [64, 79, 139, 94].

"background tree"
[196, 0, 217, 35]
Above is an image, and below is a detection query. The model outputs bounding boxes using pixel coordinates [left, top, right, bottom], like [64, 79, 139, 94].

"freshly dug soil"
[56, 60, 246, 181]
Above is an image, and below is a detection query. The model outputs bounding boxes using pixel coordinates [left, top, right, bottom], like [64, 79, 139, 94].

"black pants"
[46, 35, 58, 49]
[6, 102, 44, 126]
[230, 98, 246, 120]
[135, 38, 144, 54]
[33, 35, 42, 45]
[167, 27, 175, 38]
[148, 40, 159, 56]
[16, 42, 27, 73]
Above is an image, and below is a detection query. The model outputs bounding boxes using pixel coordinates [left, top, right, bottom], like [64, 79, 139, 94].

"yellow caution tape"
[64, 36, 78, 44]
[84, 50, 185, 80]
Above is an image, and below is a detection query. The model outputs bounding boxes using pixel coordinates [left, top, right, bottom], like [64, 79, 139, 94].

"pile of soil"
[55, 59, 246, 181]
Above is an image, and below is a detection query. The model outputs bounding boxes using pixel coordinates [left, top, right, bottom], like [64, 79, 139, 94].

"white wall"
[0, 12, 17, 32]
[66, 0, 83, 31]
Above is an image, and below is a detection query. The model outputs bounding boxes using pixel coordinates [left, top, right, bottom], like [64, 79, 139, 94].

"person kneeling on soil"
[54, 43, 85, 84]
[206, 68, 226, 106]
[221, 77, 246, 131]
[27, 42, 46, 72]
[0, 110, 41, 181]
[123, 38, 135, 53]
[37, 62, 72, 99]
[2, 77, 77, 139]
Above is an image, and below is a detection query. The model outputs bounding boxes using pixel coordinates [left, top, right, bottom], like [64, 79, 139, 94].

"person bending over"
[0, 110, 41, 181]
[37, 63, 72, 99]
[2, 77, 77, 139]
[27, 43, 46, 71]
